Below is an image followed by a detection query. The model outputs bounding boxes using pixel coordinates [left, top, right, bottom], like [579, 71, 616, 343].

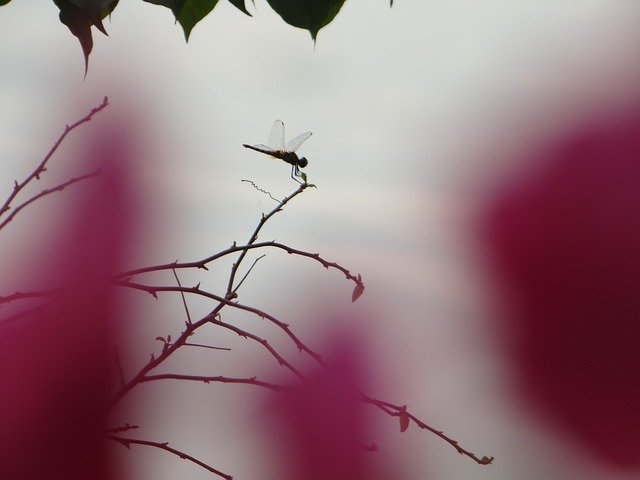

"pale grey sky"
[2, 1, 640, 479]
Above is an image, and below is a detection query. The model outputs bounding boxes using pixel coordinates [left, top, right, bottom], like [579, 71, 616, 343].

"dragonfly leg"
[291, 165, 303, 184]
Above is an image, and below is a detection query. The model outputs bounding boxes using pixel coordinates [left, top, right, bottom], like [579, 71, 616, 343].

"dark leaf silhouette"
[266, 0, 346, 41]
[228, 0, 251, 15]
[54, 0, 118, 74]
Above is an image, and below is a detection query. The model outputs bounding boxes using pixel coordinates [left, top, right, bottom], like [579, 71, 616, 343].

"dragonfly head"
[298, 157, 308, 168]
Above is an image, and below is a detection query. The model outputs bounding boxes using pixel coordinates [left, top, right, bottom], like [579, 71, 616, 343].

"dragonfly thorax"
[281, 151, 307, 168]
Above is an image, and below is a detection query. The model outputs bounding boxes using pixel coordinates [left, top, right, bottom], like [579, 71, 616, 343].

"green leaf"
[142, 0, 220, 40]
[178, 0, 220, 40]
[141, 1, 185, 20]
[0, 0, 13, 6]
[54, 0, 118, 74]
[227, 0, 251, 16]
[266, 0, 346, 41]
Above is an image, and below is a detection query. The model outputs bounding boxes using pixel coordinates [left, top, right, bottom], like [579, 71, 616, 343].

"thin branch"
[116, 241, 363, 290]
[226, 182, 308, 296]
[232, 254, 265, 294]
[116, 281, 323, 364]
[107, 423, 139, 433]
[0, 289, 54, 305]
[360, 394, 494, 465]
[172, 268, 192, 325]
[209, 317, 304, 378]
[108, 435, 233, 480]
[0, 171, 100, 231]
[183, 342, 231, 352]
[140, 374, 283, 392]
[109, 311, 216, 408]
[0, 97, 109, 220]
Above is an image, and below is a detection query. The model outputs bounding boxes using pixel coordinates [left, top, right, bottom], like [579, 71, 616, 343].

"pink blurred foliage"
[483, 105, 640, 469]
[264, 325, 402, 480]
[0, 115, 142, 479]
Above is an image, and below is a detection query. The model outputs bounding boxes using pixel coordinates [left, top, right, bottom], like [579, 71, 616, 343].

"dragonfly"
[243, 119, 312, 184]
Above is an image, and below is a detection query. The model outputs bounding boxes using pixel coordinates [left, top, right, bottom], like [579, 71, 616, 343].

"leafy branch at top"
[0, 0, 394, 73]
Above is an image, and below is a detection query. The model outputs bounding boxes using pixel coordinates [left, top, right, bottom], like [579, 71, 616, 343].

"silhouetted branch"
[232, 253, 265, 293]
[117, 241, 363, 295]
[226, 182, 308, 296]
[183, 342, 231, 352]
[115, 280, 323, 363]
[0, 289, 54, 305]
[107, 423, 139, 433]
[108, 435, 233, 480]
[0, 170, 100, 231]
[0, 97, 108, 220]
[140, 374, 283, 392]
[360, 394, 494, 465]
[209, 317, 304, 378]
[172, 268, 192, 325]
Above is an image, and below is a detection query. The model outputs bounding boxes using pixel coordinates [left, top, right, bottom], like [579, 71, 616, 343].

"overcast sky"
[2, 1, 640, 479]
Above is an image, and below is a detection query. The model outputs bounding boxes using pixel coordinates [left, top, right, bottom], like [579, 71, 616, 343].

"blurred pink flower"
[0, 118, 139, 479]
[483, 106, 640, 468]
[264, 327, 397, 480]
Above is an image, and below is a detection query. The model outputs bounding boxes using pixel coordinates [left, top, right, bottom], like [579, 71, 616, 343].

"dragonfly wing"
[287, 131, 312, 152]
[268, 119, 286, 151]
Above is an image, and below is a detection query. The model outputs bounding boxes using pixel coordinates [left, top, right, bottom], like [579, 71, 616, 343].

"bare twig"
[183, 342, 231, 352]
[108, 435, 233, 480]
[0, 170, 100, 231]
[107, 423, 139, 433]
[0, 289, 54, 305]
[115, 281, 323, 363]
[172, 268, 192, 325]
[0, 97, 109, 220]
[116, 241, 363, 290]
[360, 394, 494, 465]
[109, 310, 219, 408]
[226, 182, 308, 296]
[140, 374, 283, 392]
[232, 254, 265, 294]
[209, 317, 304, 378]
